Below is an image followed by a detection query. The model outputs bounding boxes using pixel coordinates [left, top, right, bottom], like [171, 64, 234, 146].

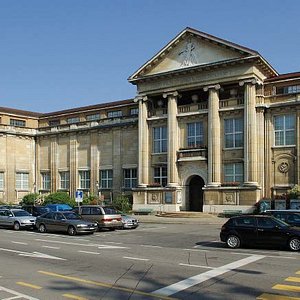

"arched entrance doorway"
[189, 176, 205, 212]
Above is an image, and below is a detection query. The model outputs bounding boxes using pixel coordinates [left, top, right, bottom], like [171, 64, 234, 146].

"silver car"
[121, 214, 139, 229]
[0, 209, 36, 230]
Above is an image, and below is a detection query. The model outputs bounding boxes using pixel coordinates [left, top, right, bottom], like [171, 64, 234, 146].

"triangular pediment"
[129, 27, 276, 81]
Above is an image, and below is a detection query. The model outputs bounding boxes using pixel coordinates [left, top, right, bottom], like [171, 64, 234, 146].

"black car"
[263, 210, 300, 227]
[220, 215, 300, 251]
[22, 205, 50, 217]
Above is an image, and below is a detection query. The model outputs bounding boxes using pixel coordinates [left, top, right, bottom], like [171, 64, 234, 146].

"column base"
[138, 184, 148, 188]
[243, 181, 258, 187]
[167, 183, 179, 188]
[206, 182, 221, 188]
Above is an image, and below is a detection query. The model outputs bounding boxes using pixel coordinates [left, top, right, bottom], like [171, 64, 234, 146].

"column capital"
[134, 95, 148, 103]
[163, 91, 179, 99]
[203, 84, 221, 92]
[239, 78, 262, 87]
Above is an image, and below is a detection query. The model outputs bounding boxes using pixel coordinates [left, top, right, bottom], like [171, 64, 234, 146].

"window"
[224, 163, 243, 183]
[59, 171, 70, 190]
[10, 119, 26, 127]
[130, 108, 139, 115]
[154, 166, 167, 187]
[153, 126, 167, 153]
[100, 169, 113, 189]
[16, 172, 29, 190]
[49, 120, 60, 126]
[0, 172, 4, 190]
[187, 122, 204, 147]
[274, 114, 296, 146]
[41, 172, 51, 190]
[86, 114, 100, 121]
[123, 169, 137, 188]
[79, 170, 90, 189]
[107, 110, 122, 118]
[67, 117, 80, 124]
[224, 118, 243, 148]
[277, 85, 300, 95]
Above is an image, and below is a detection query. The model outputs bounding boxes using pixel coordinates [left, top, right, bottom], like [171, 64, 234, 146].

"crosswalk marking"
[17, 281, 42, 289]
[257, 293, 300, 300]
[285, 277, 300, 283]
[272, 284, 300, 293]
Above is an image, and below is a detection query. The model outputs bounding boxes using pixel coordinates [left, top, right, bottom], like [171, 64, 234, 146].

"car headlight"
[22, 220, 32, 223]
[76, 224, 88, 228]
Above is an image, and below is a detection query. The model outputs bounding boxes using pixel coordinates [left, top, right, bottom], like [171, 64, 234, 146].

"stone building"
[1, 27, 300, 213]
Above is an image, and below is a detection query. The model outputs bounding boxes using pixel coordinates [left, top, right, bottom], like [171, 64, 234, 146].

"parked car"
[263, 210, 300, 227]
[44, 204, 73, 212]
[220, 215, 300, 251]
[36, 211, 97, 235]
[121, 214, 139, 229]
[22, 205, 50, 217]
[0, 208, 36, 230]
[74, 205, 122, 230]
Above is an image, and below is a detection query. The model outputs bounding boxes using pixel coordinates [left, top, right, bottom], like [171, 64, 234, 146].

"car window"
[287, 213, 300, 222]
[43, 212, 55, 219]
[234, 217, 255, 227]
[81, 207, 91, 215]
[55, 213, 65, 220]
[63, 212, 80, 220]
[0, 210, 5, 216]
[257, 217, 276, 228]
[91, 207, 102, 215]
[13, 210, 31, 217]
[103, 207, 118, 214]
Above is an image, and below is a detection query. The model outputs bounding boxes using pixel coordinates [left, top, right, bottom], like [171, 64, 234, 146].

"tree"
[20, 193, 40, 206]
[287, 184, 300, 199]
[43, 192, 76, 207]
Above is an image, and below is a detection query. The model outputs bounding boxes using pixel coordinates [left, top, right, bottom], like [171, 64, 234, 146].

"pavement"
[133, 212, 227, 225]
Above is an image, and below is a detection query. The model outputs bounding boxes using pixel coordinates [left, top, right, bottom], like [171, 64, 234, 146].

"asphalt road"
[0, 222, 299, 300]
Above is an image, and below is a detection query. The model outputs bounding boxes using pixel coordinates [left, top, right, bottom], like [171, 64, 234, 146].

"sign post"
[75, 190, 83, 214]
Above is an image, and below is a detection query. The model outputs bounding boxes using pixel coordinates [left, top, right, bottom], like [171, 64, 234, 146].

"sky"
[0, 0, 299, 113]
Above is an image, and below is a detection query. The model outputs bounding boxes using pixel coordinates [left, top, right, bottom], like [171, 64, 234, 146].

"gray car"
[0, 209, 36, 230]
[36, 211, 97, 235]
[121, 214, 139, 229]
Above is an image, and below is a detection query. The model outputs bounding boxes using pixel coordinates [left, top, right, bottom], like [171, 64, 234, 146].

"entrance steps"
[157, 211, 215, 218]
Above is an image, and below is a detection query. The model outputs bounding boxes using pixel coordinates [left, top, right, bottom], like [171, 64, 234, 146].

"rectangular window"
[153, 166, 167, 187]
[10, 119, 26, 127]
[59, 171, 70, 190]
[277, 85, 300, 94]
[224, 163, 243, 183]
[274, 114, 296, 146]
[153, 126, 167, 153]
[16, 172, 29, 190]
[79, 170, 90, 189]
[107, 110, 123, 118]
[41, 172, 51, 190]
[49, 120, 60, 126]
[123, 169, 137, 188]
[130, 108, 139, 116]
[100, 169, 113, 189]
[86, 114, 100, 121]
[187, 122, 204, 147]
[224, 118, 243, 148]
[0, 172, 4, 190]
[67, 117, 80, 124]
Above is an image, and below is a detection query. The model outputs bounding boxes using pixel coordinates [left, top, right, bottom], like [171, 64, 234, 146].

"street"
[0, 221, 299, 300]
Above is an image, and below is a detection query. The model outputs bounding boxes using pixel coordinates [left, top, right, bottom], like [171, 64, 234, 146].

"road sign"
[75, 190, 83, 203]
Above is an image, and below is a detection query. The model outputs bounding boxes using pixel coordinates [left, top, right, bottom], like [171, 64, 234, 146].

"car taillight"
[101, 218, 112, 222]
[116, 217, 122, 221]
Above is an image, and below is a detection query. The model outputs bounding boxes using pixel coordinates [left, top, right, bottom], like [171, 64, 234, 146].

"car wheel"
[288, 237, 300, 251]
[226, 235, 241, 248]
[38, 224, 47, 233]
[67, 226, 76, 236]
[13, 222, 20, 231]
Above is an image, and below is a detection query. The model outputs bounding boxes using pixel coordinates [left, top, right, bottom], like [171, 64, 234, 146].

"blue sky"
[0, 0, 299, 113]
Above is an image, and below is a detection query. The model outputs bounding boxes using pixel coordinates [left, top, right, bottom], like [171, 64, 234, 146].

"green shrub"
[20, 193, 40, 206]
[112, 195, 132, 213]
[288, 184, 300, 199]
[43, 192, 76, 207]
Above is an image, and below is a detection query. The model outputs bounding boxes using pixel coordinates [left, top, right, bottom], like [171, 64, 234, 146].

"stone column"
[90, 131, 99, 195]
[136, 96, 149, 187]
[204, 84, 221, 187]
[69, 134, 77, 198]
[240, 79, 258, 186]
[163, 91, 179, 187]
[50, 136, 58, 192]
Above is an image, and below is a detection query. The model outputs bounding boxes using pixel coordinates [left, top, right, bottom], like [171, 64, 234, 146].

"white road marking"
[230, 252, 297, 259]
[35, 238, 128, 249]
[0, 285, 39, 299]
[41, 245, 60, 250]
[140, 227, 167, 231]
[152, 254, 265, 296]
[183, 248, 208, 252]
[105, 241, 123, 244]
[0, 247, 66, 260]
[140, 245, 162, 248]
[11, 241, 28, 245]
[179, 263, 215, 269]
[78, 250, 100, 255]
[123, 256, 150, 261]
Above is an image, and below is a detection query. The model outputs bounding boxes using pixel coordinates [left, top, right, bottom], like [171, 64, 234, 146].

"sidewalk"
[134, 213, 227, 225]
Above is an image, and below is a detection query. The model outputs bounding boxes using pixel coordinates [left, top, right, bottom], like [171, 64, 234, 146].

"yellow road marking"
[16, 281, 42, 289]
[286, 277, 300, 283]
[273, 284, 300, 292]
[257, 293, 300, 300]
[39, 270, 177, 300]
[296, 271, 300, 275]
[63, 294, 88, 300]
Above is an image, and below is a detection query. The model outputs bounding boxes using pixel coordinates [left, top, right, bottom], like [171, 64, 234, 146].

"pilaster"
[90, 131, 99, 195]
[50, 136, 58, 192]
[69, 134, 77, 198]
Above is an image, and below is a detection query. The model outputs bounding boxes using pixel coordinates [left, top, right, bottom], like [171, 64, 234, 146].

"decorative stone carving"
[223, 192, 236, 205]
[278, 161, 289, 173]
[178, 38, 198, 67]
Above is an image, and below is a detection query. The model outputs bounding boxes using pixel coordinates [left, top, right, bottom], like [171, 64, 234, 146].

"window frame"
[79, 170, 90, 190]
[0, 172, 4, 190]
[224, 118, 244, 149]
[274, 114, 296, 146]
[59, 171, 70, 190]
[123, 168, 137, 189]
[41, 172, 51, 190]
[16, 172, 29, 190]
[187, 122, 204, 148]
[153, 166, 167, 187]
[153, 126, 167, 153]
[100, 169, 113, 189]
[224, 163, 244, 183]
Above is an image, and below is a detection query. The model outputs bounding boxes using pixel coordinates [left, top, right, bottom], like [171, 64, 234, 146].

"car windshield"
[13, 210, 31, 217]
[103, 207, 118, 214]
[272, 217, 290, 228]
[63, 212, 81, 220]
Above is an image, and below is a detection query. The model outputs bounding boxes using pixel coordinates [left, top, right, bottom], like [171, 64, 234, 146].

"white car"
[0, 209, 36, 230]
[121, 214, 139, 229]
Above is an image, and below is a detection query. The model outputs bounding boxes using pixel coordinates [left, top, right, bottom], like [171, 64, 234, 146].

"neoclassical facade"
[1, 27, 300, 213]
